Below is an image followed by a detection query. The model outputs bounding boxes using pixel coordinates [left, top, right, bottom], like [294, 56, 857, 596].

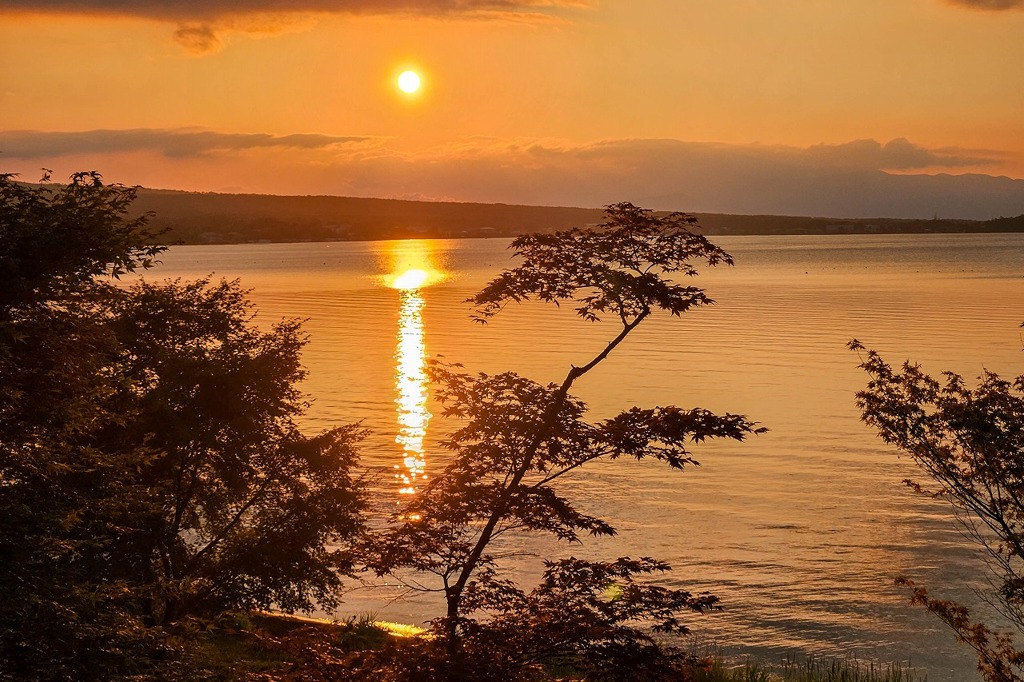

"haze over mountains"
[366, 138, 1024, 221]
[634, 165, 1024, 220]
[7, 134, 1024, 222]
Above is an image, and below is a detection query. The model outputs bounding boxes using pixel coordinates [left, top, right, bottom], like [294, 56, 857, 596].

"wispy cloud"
[0, 0, 586, 52]
[0, 0, 586, 21]
[172, 24, 225, 53]
[0, 128, 373, 159]
[945, 0, 1024, 10]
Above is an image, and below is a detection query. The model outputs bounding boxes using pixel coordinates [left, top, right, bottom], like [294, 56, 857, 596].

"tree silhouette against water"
[367, 203, 765, 680]
[852, 337, 1024, 682]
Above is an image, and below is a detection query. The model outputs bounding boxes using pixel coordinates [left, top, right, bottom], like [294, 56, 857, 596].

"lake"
[148, 233, 1024, 680]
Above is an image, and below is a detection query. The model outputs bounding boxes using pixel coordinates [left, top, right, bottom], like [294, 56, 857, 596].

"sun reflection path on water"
[384, 241, 446, 501]
[394, 284, 429, 496]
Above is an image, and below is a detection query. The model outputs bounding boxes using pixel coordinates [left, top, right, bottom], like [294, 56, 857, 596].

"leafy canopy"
[0, 172, 365, 680]
[472, 201, 732, 325]
[0, 170, 164, 310]
[852, 338, 1024, 682]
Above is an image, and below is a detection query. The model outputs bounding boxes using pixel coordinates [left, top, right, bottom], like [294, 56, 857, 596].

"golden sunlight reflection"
[393, 268, 429, 290]
[382, 240, 446, 502]
[394, 283, 429, 498]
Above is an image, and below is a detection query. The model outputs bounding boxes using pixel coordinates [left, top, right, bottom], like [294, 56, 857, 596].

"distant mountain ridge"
[125, 187, 1024, 244]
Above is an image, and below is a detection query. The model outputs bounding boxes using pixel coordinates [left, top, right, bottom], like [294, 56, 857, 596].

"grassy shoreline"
[189, 610, 928, 681]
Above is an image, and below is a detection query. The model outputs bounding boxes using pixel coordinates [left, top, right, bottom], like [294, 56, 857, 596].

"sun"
[397, 70, 421, 94]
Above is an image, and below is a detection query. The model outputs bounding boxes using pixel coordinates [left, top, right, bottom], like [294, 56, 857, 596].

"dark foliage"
[0, 171, 164, 309]
[366, 203, 763, 680]
[470, 201, 732, 324]
[101, 278, 365, 622]
[851, 338, 1024, 682]
[0, 173, 364, 680]
[455, 557, 718, 681]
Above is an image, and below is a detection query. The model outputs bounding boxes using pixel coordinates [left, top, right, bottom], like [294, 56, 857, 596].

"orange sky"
[2, 0, 1023, 217]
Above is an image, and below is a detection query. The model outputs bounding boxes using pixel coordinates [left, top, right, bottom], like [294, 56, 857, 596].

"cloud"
[0, 0, 587, 52]
[173, 24, 224, 53]
[33, 1, 582, 52]
[0, 128, 374, 159]
[287, 137, 1020, 218]
[3, 131, 1021, 219]
[0, 0, 585, 21]
[802, 138, 990, 170]
[348, 138, 1014, 217]
[946, 0, 1024, 9]
[168, 15, 320, 54]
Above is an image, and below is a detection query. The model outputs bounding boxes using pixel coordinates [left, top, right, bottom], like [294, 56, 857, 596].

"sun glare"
[393, 268, 429, 290]
[380, 240, 446, 290]
[397, 70, 421, 94]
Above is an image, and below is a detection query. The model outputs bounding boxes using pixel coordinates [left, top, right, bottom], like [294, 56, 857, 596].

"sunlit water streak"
[394, 285, 429, 496]
[382, 241, 448, 500]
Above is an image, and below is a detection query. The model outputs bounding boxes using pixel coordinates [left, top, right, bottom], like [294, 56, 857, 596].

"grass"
[692, 656, 925, 682]
[184, 610, 401, 678]
[189, 610, 929, 681]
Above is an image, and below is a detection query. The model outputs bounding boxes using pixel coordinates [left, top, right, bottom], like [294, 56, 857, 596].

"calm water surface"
[150, 234, 1024, 681]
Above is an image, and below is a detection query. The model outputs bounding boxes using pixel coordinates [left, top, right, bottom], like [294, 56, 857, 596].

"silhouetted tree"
[0, 170, 164, 309]
[0, 173, 364, 680]
[851, 338, 1024, 682]
[368, 203, 764, 680]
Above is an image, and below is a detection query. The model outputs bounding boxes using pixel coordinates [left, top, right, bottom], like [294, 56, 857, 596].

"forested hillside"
[119, 188, 1024, 244]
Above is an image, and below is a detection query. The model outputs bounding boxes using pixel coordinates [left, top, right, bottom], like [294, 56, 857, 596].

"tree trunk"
[444, 591, 463, 681]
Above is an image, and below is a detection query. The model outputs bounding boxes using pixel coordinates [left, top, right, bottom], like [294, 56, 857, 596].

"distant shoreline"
[116, 187, 1024, 244]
